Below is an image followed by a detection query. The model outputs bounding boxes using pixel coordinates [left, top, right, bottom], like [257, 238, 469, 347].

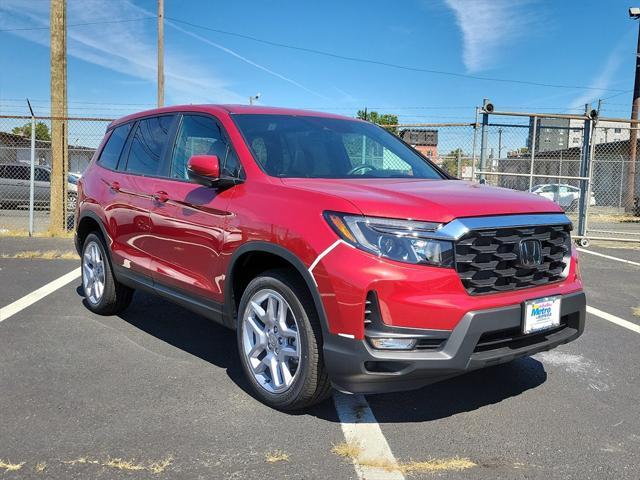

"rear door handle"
[153, 191, 169, 203]
[110, 181, 121, 192]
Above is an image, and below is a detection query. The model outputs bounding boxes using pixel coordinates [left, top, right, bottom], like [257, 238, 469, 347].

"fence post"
[471, 107, 479, 181]
[528, 116, 538, 191]
[28, 100, 36, 237]
[479, 109, 488, 183]
[619, 156, 624, 208]
[577, 105, 592, 238]
[456, 149, 462, 178]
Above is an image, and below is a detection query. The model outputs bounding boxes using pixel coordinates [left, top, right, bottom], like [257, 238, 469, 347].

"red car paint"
[77, 104, 583, 344]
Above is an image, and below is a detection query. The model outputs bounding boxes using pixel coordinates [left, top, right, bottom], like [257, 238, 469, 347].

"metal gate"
[390, 105, 640, 245]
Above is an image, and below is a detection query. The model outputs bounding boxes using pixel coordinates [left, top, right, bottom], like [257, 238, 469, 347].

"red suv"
[75, 105, 585, 409]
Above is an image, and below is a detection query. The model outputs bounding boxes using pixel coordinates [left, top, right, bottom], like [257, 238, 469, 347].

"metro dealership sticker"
[523, 296, 561, 334]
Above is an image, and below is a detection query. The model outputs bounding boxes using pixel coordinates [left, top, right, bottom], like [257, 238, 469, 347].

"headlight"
[324, 212, 454, 267]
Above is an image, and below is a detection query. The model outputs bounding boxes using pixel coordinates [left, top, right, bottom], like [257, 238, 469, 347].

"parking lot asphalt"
[1, 237, 639, 479]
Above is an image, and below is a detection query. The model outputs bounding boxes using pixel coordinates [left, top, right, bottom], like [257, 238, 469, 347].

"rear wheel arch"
[76, 211, 110, 254]
[224, 242, 329, 335]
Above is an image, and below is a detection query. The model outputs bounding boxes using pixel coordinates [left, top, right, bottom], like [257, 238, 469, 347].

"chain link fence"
[0, 115, 111, 234]
[394, 111, 640, 244]
[1, 110, 639, 243]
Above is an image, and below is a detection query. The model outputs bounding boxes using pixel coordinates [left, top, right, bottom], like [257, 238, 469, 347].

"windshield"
[233, 114, 444, 179]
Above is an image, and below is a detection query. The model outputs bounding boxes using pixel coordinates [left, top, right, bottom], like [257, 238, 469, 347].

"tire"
[578, 237, 590, 248]
[236, 269, 332, 410]
[81, 232, 133, 315]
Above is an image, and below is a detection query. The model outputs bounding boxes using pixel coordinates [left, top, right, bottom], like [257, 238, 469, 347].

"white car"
[530, 183, 596, 210]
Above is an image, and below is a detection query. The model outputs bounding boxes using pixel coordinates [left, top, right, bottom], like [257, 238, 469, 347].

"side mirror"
[187, 154, 220, 187]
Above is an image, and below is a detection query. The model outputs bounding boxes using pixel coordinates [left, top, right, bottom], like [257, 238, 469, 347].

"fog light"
[369, 337, 417, 350]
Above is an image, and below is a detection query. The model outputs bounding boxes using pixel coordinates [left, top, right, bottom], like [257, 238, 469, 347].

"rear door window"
[124, 116, 174, 176]
[98, 123, 132, 170]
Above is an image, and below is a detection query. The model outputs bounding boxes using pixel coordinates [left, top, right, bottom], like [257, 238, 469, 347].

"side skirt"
[113, 265, 225, 326]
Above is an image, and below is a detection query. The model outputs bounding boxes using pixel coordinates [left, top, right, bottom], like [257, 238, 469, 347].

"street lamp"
[626, 8, 640, 211]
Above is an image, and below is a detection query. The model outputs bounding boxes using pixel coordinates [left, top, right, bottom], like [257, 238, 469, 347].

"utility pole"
[627, 8, 640, 211]
[157, 0, 164, 107]
[50, 0, 67, 234]
[498, 128, 503, 159]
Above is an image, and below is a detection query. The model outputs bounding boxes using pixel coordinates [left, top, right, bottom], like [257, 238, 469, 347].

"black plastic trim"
[323, 290, 586, 394]
[224, 241, 329, 333]
[113, 264, 224, 324]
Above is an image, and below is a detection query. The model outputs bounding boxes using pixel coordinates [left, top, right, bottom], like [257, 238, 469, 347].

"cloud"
[0, 0, 328, 103]
[570, 44, 626, 110]
[164, 19, 330, 101]
[444, 0, 534, 73]
[0, 0, 244, 104]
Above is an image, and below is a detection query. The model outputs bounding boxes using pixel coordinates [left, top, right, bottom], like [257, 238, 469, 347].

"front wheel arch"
[225, 242, 330, 336]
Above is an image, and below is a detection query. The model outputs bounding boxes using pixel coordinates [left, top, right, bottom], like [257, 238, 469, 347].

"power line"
[166, 16, 630, 93]
[0, 98, 156, 106]
[0, 17, 152, 33]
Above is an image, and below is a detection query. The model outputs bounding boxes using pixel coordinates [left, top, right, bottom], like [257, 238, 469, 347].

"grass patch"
[1, 250, 78, 260]
[62, 457, 99, 465]
[63, 456, 172, 474]
[397, 458, 476, 474]
[102, 458, 146, 472]
[265, 450, 289, 463]
[589, 213, 640, 224]
[0, 229, 74, 238]
[148, 456, 173, 474]
[0, 460, 25, 472]
[331, 443, 476, 475]
[331, 442, 362, 460]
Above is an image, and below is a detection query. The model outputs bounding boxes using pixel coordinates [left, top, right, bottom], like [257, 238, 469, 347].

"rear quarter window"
[125, 116, 174, 176]
[98, 123, 132, 170]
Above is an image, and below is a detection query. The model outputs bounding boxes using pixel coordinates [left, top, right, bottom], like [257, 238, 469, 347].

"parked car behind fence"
[0, 163, 78, 210]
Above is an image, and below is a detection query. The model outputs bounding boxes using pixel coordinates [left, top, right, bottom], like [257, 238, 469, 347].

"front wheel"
[236, 269, 332, 410]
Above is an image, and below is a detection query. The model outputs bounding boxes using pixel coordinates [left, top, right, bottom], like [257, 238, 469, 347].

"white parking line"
[577, 248, 640, 267]
[0, 268, 80, 322]
[587, 306, 640, 334]
[333, 392, 404, 480]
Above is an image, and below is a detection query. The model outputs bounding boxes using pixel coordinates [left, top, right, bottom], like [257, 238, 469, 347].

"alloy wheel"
[241, 289, 301, 394]
[82, 241, 105, 305]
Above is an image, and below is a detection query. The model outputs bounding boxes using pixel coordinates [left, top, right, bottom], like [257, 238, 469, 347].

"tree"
[441, 148, 471, 178]
[356, 110, 398, 134]
[12, 122, 51, 141]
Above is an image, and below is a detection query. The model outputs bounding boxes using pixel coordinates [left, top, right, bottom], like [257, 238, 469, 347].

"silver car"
[0, 163, 78, 210]
[530, 183, 596, 210]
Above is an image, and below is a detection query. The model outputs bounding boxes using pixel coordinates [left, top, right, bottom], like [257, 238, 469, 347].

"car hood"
[280, 178, 563, 223]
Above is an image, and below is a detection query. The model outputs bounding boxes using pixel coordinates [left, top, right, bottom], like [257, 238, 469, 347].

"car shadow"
[360, 357, 547, 423]
[77, 286, 547, 422]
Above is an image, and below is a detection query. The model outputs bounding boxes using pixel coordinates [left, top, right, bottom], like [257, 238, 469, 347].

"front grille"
[455, 224, 571, 295]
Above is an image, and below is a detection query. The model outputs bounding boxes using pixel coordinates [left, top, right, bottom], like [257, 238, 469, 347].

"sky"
[0, 0, 638, 123]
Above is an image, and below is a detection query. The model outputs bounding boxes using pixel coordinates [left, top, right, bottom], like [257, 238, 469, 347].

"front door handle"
[110, 181, 120, 192]
[153, 191, 169, 203]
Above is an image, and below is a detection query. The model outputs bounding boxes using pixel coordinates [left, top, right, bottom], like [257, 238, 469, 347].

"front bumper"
[323, 290, 585, 394]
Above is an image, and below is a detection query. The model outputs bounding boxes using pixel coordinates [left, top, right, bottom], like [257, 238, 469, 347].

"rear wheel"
[81, 232, 133, 315]
[236, 269, 332, 410]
